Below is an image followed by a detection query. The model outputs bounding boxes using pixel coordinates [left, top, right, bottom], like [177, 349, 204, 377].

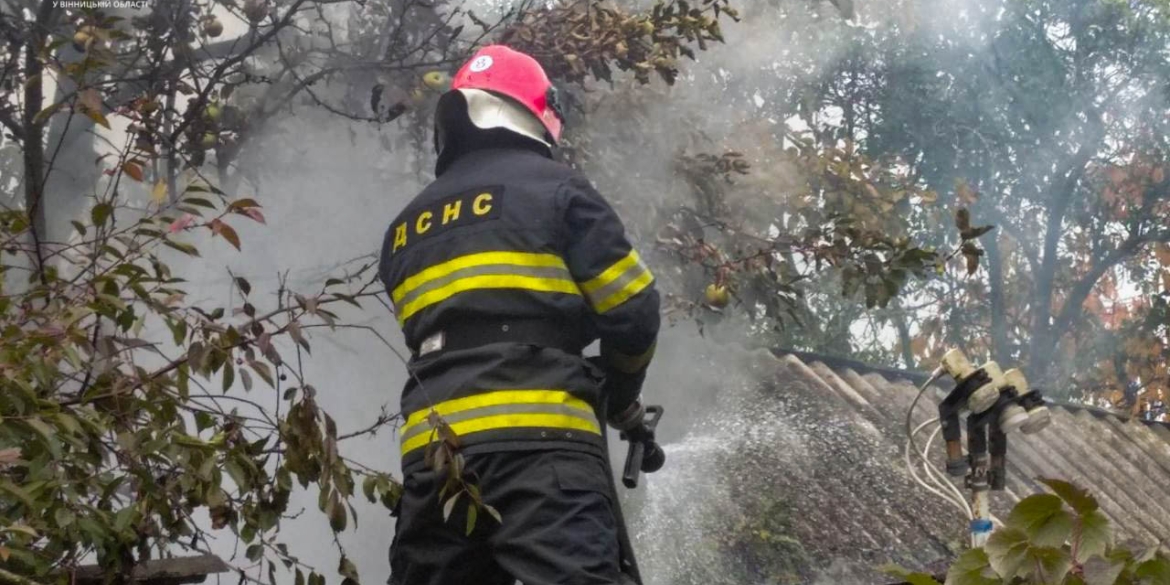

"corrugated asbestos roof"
[751, 349, 1170, 578]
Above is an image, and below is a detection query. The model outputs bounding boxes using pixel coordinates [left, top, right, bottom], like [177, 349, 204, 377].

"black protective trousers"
[388, 450, 629, 585]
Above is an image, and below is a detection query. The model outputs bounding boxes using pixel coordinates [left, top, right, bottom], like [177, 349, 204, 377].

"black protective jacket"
[379, 142, 660, 472]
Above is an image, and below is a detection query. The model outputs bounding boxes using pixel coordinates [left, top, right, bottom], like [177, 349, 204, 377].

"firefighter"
[379, 45, 661, 585]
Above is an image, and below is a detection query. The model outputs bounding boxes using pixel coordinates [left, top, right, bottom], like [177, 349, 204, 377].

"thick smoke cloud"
[164, 0, 1035, 581]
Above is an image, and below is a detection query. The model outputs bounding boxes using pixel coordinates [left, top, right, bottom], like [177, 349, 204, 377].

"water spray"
[906, 349, 1053, 548]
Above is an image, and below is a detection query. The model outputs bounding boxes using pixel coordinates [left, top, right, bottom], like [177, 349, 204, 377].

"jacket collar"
[435, 130, 553, 177]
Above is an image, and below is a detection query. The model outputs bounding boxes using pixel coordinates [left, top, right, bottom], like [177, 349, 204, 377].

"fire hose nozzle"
[641, 441, 665, 474]
[621, 405, 664, 489]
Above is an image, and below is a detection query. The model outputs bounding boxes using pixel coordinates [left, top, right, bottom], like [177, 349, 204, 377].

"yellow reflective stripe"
[593, 268, 654, 313]
[401, 389, 593, 432]
[605, 341, 657, 374]
[396, 274, 581, 324]
[392, 251, 569, 303]
[579, 250, 641, 295]
[400, 413, 601, 455]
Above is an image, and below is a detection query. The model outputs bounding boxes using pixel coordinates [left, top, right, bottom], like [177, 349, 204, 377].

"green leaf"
[295, 569, 305, 585]
[1020, 546, 1071, 585]
[1039, 479, 1099, 515]
[33, 102, 63, 125]
[184, 197, 218, 209]
[1074, 509, 1112, 563]
[339, 556, 359, 580]
[91, 202, 113, 227]
[1007, 494, 1072, 547]
[163, 239, 201, 257]
[249, 360, 274, 388]
[904, 575, 942, 585]
[362, 476, 377, 503]
[54, 413, 82, 436]
[177, 363, 191, 399]
[24, 417, 62, 458]
[466, 503, 478, 536]
[169, 318, 188, 346]
[329, 493, 347, 532]
[225, 458, 250, 491]
[944, 548, 999, 585]
[381, 482, 402, 512]
[272, 468, 290, 493]
[288, 321, 310, 354]
[985, 527, 1029, 580]
[55, 507, 75, 528]
[113, 506, 138, 534]
[223, 361, 235, 392]
[246, 544, 263, 562]
[443, 493, 460, 522]
[195, 412, 214, 432]
[1134, 554, 1170, 584]
[84, 107, 111, 129]
[2, 523, 38, 538]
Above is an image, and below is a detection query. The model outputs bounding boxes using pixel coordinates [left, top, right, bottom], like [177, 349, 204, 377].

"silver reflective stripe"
[399, 402, 597, 444]
[583, 259, 650, 308]
[394, 263, 574, 312]
[420, 332, 445, 356]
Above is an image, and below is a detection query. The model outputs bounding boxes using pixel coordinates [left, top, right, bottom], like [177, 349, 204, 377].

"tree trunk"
[985, 233, 1010, 365]
[20, 1, 58, 282]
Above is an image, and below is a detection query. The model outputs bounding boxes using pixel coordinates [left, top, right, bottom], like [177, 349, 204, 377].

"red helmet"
[448, 45, 563, 143]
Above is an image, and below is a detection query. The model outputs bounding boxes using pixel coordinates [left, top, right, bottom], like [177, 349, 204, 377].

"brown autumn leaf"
[962, 225, 996, 240]
[78, 89, 111, 129]
[122, 161, 144, 182]
[1155, 244, 1170, 268]
[79, 88, 101, 111]
[910, 335, 928, 357]
[241, 208, 266, 224]
[955, 207, 971, 232]
[961, 241, 983, 275]
[209, 219, 241, 251]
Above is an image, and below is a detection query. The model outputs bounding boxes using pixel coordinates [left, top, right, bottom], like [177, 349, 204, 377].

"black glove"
[586, 356, 646, 423]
